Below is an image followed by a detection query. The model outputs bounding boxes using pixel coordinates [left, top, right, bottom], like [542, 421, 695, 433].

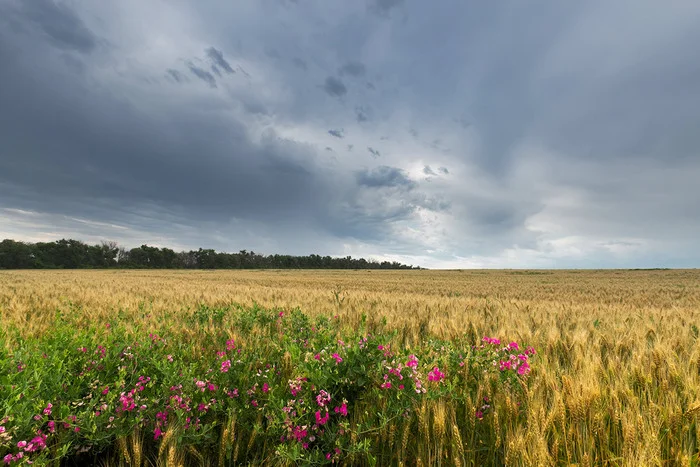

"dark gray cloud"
[292, 57, 307, 70]
[187, 62, 217, 88]
[206, 47, 235, 73]
[167, 69, 185, 83]
[356, 166, 415, 189]
[339, 61, 366, 77]
[15, 0, 97, 53]
[355, 106, 370, 123]
[1, 1, 699, 267]
[321, 76, 347, 97]
[369, 0, 405, 16]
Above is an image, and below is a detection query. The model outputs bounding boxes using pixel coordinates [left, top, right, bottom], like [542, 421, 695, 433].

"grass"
[1, 269, 700, 466]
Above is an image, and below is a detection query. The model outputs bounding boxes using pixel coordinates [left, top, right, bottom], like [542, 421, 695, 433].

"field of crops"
[1, 269, 700, 466]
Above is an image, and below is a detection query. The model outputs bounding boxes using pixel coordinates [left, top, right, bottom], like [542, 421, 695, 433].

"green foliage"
[0, 305, 533, 465]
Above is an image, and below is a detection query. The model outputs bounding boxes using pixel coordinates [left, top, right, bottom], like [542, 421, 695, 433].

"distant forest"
[0, 239, 419, 270]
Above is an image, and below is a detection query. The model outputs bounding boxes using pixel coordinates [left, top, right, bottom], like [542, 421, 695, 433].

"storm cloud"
[1, 0, 699, 267]
[321, 76, 347, 97]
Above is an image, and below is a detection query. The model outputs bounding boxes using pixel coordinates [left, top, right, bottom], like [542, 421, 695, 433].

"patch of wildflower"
[0, 305, 534, 465]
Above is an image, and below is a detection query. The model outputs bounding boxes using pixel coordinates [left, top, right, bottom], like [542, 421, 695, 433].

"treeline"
[0, 239, 419, 270]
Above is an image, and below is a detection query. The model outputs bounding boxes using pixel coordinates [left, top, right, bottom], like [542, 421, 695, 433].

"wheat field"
[2, 269, 700, 465]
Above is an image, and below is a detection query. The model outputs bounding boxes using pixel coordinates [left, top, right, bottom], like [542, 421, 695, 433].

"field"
[1, 269, 700, 466]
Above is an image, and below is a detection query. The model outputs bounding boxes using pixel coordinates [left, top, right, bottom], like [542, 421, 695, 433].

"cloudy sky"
[1, 0, 699, 268]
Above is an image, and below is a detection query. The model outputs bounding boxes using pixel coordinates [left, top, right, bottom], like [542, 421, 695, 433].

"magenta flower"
[526, 346, 536, 356]
[509, 342, 519, 351]
[499, 360, 512, 371]
[226, 339, 236, 351]
[262, 383, 270, 393]
[220, 359, 231, 373]
[43, 403, 53, 416]
[102, 386, 109, 395]
[154, 426, 163, 440]
[292, 425, 308, 441]
[315, 410, 330, 425]
[428, 367, 445, 382]
[331, 353, 343, 364]
[517, 361, 531, 376]
[475, 410, 484, 420]
[406, 354, 419, 368]
[3, 454, 12, 465]
[334, 403, 348, 417]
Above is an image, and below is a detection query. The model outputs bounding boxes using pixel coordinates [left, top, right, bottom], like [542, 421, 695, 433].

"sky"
[1, 0, 699, 268]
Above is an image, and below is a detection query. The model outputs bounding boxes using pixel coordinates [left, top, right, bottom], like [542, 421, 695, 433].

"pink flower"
[292, 425, 307, 441]
[17, 441, 27, 449]
[517, 361, 531, 376]
[262, 383, 270, 393]
[315, 410, 330, 425]
[314, 353, 321, 361]
[406, 354, 419, 368]
[526, 346, 536, 356]
[398, 384, 405, 390]
[316, 390, 331, 407]
[47, 421, 55, 433]
[380, 381, 392, 389]
[475, 410, 484, 420]
[3, 454, 12, 465]
[0, 426, 4, 434]
[509, 342, 519, 351]
[251, 400, 258, 407]
[334, 403, 348, 417]
[427, 367, 445, 382]
[226, 339, 236, 351]
[154, 426, 163, 440]
[331, 353, 343, 364]
[43, 403, 53, 416]
[102, 386, 109, 395]
[167, 355, 173, 362]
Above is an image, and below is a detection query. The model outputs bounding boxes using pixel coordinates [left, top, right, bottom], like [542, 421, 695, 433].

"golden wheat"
[2, 269, 700, 465]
